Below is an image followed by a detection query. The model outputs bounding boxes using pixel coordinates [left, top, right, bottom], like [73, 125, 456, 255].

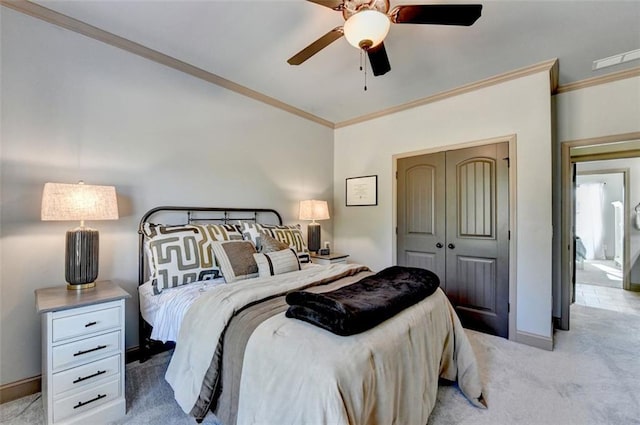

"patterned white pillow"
[143, 223, 244, 294]
[201, 223, 243, 241]
[143, 224, 219, 295]
[240, 222, 309, 262]
[253, 248, 301, 277]
[211, 240, 259, 283]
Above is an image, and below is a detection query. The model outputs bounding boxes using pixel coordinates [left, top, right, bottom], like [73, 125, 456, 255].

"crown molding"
[556, 66, 640, 94]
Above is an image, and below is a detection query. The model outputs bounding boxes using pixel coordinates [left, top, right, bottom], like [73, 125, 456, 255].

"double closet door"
[397, 142, 509, 337]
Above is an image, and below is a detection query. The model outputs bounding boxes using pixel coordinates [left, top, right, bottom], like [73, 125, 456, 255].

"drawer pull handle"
[74, 345, 107, 357]
[84, 321, 98, 327]
[73, 393, 106, 409]
[73, 369, 106, 384]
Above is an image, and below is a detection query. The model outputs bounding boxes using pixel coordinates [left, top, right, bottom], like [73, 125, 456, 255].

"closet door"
[397, 152, 446, 287]
[445, 142, 509, 337]
[396, 142, 510, 337]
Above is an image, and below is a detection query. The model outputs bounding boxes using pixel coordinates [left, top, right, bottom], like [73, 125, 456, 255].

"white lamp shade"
[299, 200, 330, 221]
[343, 9, 391, 49]
[41, 182, 119, 222]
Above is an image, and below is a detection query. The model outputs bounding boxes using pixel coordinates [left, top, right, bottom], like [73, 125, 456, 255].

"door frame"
[392, 134, 518, 341]
[560, 131, 640, 330]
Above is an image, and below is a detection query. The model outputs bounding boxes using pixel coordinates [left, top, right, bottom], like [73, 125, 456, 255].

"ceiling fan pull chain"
[363, 48, 368, 91]
[364, 56, 368, 91]
[359, 49, 363, 71]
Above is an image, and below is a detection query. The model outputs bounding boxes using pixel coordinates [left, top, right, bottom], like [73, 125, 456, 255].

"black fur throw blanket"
[285, 266, 440, 336]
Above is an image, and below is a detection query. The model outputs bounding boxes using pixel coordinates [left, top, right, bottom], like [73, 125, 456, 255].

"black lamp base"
[65, 227, 99, 289]
[307, 223, 321, 253]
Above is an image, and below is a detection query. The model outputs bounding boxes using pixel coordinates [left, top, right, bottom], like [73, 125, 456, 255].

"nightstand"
[310, 252, 349, 265]
[35, 281, 130, 425]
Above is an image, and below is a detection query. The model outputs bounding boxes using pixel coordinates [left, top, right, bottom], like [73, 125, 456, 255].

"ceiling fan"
[288, 0, 483, 77]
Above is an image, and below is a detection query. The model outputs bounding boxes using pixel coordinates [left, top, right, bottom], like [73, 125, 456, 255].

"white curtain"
[576, 182, 606, 260]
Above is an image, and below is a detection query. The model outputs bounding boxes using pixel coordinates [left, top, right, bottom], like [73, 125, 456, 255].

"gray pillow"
[261, 233, 290, 253]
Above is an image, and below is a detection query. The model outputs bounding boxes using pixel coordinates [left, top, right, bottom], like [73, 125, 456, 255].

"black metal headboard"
[137, 206, 283, 286]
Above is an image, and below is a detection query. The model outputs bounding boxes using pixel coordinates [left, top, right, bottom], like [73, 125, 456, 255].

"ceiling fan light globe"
[343, 9, 390, 50]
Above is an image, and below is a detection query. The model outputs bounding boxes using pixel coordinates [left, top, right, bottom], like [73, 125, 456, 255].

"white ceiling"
[29, 0, 640, 124]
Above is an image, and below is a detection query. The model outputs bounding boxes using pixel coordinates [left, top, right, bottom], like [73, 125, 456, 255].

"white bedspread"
[165, 263, 368, 414]
[138, 278, 226, 343]
[237, 288, 484, 425]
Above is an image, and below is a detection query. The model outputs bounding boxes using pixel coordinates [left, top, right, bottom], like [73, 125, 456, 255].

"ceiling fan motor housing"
[342, 0, 390, 19]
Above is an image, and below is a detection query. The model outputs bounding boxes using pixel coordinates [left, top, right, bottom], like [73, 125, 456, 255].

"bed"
[138, 206, 485, 425]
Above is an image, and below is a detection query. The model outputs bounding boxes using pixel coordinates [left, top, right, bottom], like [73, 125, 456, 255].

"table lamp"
[299, 200, 330, 253]
[41, 181, 119, 289]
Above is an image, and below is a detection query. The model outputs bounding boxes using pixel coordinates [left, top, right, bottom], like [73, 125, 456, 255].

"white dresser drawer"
[52, 354, 120, 397]
[37, 282, 129, 425]
[52, 331, 121, 371]
[53, 377, 120, 423]
[52, 304, 121, 342]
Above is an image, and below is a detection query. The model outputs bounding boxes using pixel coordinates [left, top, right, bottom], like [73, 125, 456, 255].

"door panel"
[458, 160, 494, 237]
[446, 143, 509, 337]
[397, 153, 446, 286]
[405, 251, 437, 270]
[456, 256, 496, 312]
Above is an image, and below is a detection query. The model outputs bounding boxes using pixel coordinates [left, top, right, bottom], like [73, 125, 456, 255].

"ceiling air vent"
[592, 48, 640, 70]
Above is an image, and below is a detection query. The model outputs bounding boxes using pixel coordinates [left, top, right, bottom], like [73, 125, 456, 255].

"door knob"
[448, 243, 455, 249]
[436, 243, 443, 248]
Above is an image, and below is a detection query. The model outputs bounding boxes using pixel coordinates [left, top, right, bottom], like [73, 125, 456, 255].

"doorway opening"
[560, 133, 640, 330]
[574, 168, 631, 313]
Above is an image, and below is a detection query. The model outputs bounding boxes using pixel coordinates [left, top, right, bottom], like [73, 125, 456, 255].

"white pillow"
[253, 248, 301, 277]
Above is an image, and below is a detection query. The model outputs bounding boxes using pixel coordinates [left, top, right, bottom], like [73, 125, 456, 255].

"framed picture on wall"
[346, 175, 378, 206]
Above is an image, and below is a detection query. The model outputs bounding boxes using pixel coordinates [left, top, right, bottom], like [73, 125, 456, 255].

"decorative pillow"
[201, 223, 244, 241]
[239, 222, 266, 250]
[240, 222, 309, 262]
[261, 233, 290, 253]
[142, 223, 220, 295]
[253, 248, 301, 277]
[211, 240, 259, 283]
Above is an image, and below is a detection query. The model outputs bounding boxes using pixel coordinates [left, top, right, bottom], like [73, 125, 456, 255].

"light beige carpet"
[2, 304, 639, 425]
[429, 304, 640, 424]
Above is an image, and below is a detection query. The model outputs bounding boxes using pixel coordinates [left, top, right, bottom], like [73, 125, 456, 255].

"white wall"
[556, 77, 640, 142]
[0, 10, 334, 385]
[333, 72, 554, 341]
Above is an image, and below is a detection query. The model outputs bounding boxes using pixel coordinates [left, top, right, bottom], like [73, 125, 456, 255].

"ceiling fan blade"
[390, 4, 482, 26]
[306, 0, 344, 11]
[367, 42, 391, 76]
[287, 27, 344, 65]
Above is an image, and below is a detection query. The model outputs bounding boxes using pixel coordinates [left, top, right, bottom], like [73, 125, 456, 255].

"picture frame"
[346, 175, 378, 206]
